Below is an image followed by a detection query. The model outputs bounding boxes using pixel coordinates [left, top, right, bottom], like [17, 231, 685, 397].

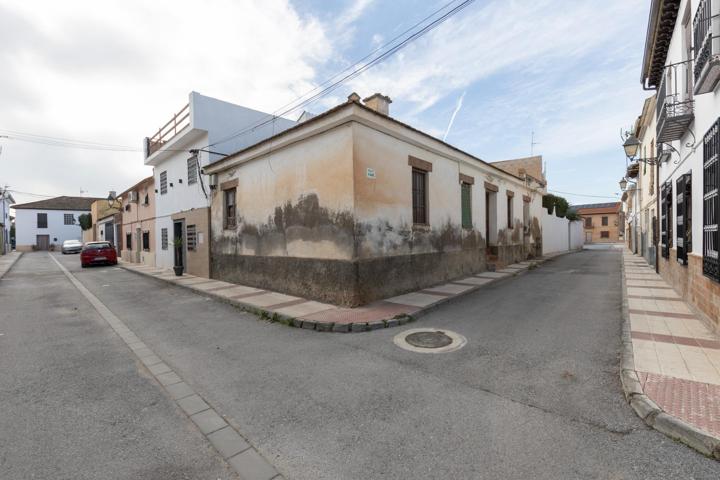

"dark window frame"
[507, 195, 513, 229]
[186, 224, 197, 251]
[161, 228, 168, 250]
[585, 217, 592, 228]
[64, 213, 74, 225]
[37, 213, 48, 228]
[461, 182, 472, 229]
[187, 156, 198, 185]
[602, 216, 609, 226]
[224, 188, 237, 229]
[601, 231, 610, 239]
[676, 172, 692, 265]
[126, 232, 132, 250]
[703, 118, 720, 281]
[412, 168, 428, 225]
[142, 231, 150, 251]
[160, 171, 168, 195]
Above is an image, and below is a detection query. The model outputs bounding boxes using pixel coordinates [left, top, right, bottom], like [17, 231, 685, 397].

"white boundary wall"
[542, 210, 583, 255]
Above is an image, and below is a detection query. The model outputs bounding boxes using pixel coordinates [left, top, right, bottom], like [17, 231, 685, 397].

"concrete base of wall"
[659, 250, 720, 331]
[211, 243, 539, 307]
[15, 245, 33, 252]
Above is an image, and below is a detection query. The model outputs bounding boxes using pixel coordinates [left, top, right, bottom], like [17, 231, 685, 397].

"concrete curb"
[0, 252, 23, 280]
[619, 254, 720, 460]
[51, 254, 284, 480]
[120, 250, 576, 334]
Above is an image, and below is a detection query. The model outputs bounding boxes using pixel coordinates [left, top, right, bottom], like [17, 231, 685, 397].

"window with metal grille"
[187, 156, 198, 185]
[142, 231, 150, 251]
[412, 169, 427, 224]
[224, 188, 237, 229]
[585, 217, 592, 228]
[161, 228, 168, 250]
[160, 171, 168, 195]
[661, 181, 674, 258]
[601, 231, 610, 238]
[126, 233, 132, 250]
[37, 213, 47, 228]
[64, 213, 74, 225]
[461, 182, 472, 229]
[676, 173, 692, 265]
[602, 216, 608, 226]
[703, 118, 720, 281]
[186, 225, 197, 251]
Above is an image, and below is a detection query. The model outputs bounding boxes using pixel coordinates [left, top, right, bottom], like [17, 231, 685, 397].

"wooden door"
[36, 235, 50, 250]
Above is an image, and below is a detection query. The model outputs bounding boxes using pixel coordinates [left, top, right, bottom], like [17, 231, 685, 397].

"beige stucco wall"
[581, 211, 621, 243]
[172, 207, 210, 278]
[352, 122, 543, 259]
[210, 123, 355, 260]
[121, 178, 156, 267]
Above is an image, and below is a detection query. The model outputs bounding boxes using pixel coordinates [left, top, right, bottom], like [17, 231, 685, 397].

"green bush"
[542, 194, 570, 217]
[78, 213, 92, 231]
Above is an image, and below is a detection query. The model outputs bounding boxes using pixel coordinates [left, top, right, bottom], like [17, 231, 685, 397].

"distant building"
[143, 91, 296, 277]
[491, 155, 547, 187]
[119, 176, 156, 267]
[13, 196, 101, 251]
[0, 189, 15, 254]
[575, 202, 622, 244]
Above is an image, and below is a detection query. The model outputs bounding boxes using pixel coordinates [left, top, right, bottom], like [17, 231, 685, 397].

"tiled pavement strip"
[48, 254, 282, 480]
[621, 250, 720, 458]
[119, 253, 568, 333]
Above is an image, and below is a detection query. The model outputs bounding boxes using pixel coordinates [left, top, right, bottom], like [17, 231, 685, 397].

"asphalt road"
[3, 249, 720, 479]
[0, 253, 237, 480]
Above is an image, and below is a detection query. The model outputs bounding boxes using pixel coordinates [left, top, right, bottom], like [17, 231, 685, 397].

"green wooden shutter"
[461, 183, 472, 228]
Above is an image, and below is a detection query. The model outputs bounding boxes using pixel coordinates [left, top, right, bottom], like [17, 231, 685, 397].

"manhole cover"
[393, 328, 467, 354]
[405, 331, 453, 349]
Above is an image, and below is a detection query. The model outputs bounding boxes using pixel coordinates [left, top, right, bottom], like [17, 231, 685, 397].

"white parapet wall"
[542, 210, 583, 255]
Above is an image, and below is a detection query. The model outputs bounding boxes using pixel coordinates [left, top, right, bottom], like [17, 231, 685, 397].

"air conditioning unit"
[129, 191, 139, 203]
[209, 174, 218, 189]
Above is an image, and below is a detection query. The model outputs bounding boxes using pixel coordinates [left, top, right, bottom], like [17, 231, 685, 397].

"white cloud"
[0, 0, 331, 203]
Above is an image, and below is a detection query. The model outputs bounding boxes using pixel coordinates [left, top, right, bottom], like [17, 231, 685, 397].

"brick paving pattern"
[624, 251, 720, 440]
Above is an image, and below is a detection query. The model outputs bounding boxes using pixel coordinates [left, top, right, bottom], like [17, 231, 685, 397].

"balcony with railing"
[694, 0, 720, 94]
[656, 62, 694, 143]
[144, 103, 190, 158]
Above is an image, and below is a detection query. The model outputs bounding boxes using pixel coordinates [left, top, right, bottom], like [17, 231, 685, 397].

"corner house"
[204, 93, 546, 306]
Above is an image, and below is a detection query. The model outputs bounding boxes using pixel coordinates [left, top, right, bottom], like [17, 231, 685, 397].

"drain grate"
[405, 331, 453, 349]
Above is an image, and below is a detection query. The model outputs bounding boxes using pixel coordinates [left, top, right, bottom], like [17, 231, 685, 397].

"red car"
[81, 241, 118, 268]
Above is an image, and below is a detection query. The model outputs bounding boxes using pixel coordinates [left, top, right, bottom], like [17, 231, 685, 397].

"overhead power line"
[0, 0, 478, 155]
[548, 189, 619, 199]
[208, 0, 477, 148]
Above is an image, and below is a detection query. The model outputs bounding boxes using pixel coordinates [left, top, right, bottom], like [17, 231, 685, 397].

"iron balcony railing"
[694, 0, 720, 94]
[656, 61, 694, 143]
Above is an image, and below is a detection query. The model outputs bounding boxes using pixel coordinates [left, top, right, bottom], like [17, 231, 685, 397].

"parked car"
[80, 241, 117, 267]
[61, 239, 83, 254]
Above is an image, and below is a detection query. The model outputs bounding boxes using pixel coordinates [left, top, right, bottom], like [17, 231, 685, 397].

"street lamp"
[623, 134, 641, 160]
[107, 191, 121, 209]
[619, 178, 628, 191]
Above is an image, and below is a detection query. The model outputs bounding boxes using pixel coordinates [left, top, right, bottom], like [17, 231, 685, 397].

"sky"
[0, 0, 650, 207]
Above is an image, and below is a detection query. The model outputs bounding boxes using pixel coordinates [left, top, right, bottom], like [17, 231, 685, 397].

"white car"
[61, 239, 83, 254]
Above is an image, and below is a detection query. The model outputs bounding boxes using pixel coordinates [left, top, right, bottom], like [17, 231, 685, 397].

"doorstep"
[119, 252, 565, 333]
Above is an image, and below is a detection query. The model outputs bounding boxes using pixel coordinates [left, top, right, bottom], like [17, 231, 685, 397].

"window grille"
[461, 183, 472, 228]
[161, 228, 168, 250]
[187, 156, 198, 185]
[676, 173, 692, 265]
[412, 169, 427, 224]
[186, 225, 197, 251]
[64, 213, 74, 225]
[142, 231, 150, 251]
[160, 171, 168, 195]
[703, 117, 720, 281]
[37, 213, 47, 228]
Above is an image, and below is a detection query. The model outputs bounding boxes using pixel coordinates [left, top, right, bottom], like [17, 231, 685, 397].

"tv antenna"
[531, 131, 540, 156]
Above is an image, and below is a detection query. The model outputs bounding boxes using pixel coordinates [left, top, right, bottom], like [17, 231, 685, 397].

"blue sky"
[0, 0, 650, 206]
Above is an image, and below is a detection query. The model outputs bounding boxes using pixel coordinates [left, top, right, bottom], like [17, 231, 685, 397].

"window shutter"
[676, 174, 689, 265]
[661, 183, 669, 258]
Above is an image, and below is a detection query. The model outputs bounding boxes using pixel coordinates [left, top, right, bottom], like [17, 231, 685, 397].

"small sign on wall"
[198, 232, 204, 244]
[366, 168, 376, 179]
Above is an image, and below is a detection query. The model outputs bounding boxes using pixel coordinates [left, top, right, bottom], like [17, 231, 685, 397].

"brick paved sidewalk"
[119, 255, 563, 333]
[623, 251, 720, 438]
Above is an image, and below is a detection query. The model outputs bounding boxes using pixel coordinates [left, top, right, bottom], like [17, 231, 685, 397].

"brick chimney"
[363, 93, 392, 115]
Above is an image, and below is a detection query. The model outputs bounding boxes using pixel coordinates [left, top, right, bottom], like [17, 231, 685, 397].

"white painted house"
[143, 91, 296, 276]
[0, 189, 15, 254]
[13, 196, 100, 251]
[639, 0, 720, 324]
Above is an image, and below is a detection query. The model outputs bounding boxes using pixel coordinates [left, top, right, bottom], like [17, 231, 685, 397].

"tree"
[78, 213, 92, 231]
[542, 194, 571, 218]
